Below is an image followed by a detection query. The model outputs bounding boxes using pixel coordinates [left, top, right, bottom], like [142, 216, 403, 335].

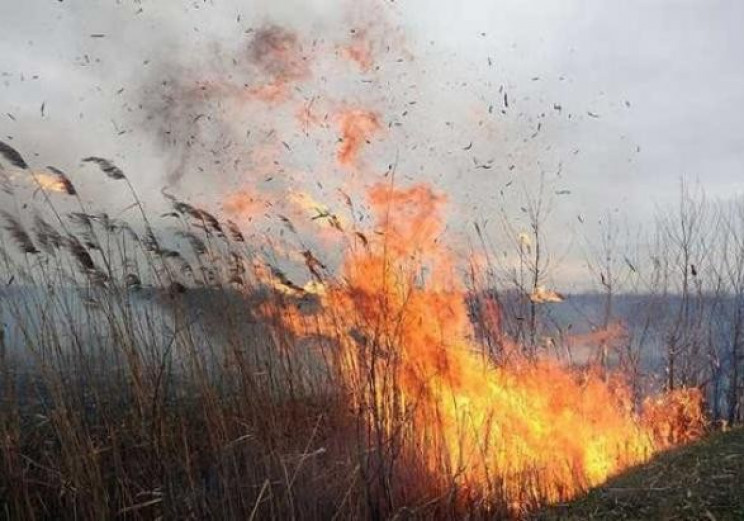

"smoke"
[130, 1, 412, 232]
[0, 0, 660, 289]
[248, 25, 310, 88]
[0, 0, 563, 284]
[137, 23, 315, 185]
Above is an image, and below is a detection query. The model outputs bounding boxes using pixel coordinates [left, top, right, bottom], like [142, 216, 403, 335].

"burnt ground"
[536, 428, 744, 520]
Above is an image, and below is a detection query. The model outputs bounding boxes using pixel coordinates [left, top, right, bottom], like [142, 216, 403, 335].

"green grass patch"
[538, 428, 744, 520]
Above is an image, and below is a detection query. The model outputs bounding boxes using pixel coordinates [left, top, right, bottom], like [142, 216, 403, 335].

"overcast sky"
[1, 0, 743, 290]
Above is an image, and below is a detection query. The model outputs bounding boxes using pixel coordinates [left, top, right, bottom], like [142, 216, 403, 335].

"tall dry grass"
[0, 147, 511, 520]
[0, 144, 719, 520]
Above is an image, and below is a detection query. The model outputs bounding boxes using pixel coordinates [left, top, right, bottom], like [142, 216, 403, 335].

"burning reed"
[0, 157, 705, 518]
[271, 181, 705, 513]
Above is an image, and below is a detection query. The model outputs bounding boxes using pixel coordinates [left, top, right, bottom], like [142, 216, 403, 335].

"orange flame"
[223, 190, 268, 220]
[336, 109, 380, 168]
[215, 22, 704, 513]
[340, 30, 374, 72]
[267, 182, 705, 510]
[32, 172, 68, 193]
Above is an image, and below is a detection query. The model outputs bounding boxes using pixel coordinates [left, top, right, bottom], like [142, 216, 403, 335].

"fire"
[341, 30, 374, 72]
[32, 172, 69, 194]
[642, 388, 706, 448]
[248, 83, 292, 104]
[336, 109, 380, 167]
[223, 190, 268, 220]
[266, 182, 704, 511]
[212, 20, 705, 513]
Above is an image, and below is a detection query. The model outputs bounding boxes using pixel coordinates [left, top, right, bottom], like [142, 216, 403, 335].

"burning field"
[0, 2, 735, 520]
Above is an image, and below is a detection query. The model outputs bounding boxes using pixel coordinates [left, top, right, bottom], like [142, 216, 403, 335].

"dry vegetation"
[0, 140, 739, 520]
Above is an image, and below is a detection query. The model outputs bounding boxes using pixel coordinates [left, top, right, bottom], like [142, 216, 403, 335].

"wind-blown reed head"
[0, 140, 29, 170]
[33, 214, 63, 253]
[65, 235, 96, 272]
[81, 156, 127, 180]
[46, 166, 77, 196]
[1, 211, 39, 254]
[226, 220, 245, 242]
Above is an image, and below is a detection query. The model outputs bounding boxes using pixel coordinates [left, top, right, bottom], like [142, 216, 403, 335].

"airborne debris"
[278, 214, 296, 233]
[302, 249, 326, 280]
